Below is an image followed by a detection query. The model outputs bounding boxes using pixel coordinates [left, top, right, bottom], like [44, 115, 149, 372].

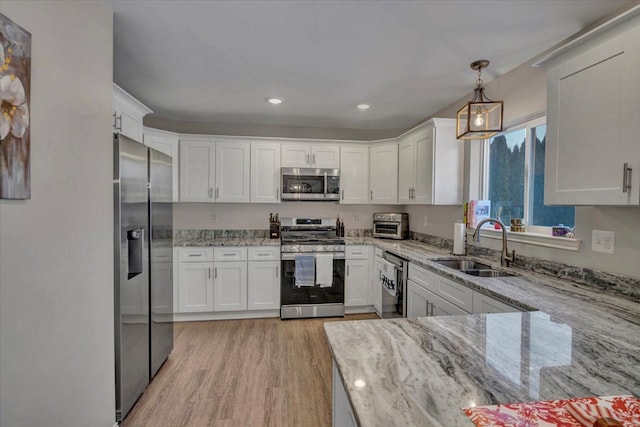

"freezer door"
[149, 147, 174, 378]
[114, 134, 150, 422]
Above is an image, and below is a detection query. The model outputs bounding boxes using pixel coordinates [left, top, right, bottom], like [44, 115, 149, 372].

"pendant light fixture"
[456, 60, 503, 140]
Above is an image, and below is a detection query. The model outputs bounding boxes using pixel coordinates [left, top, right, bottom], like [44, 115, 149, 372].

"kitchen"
[1, 1, 639, 427]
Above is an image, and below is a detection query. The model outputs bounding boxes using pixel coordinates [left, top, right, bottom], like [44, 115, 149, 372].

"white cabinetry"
[345, 246, 370, 308]
[144, 127, 180, 202]
[340, 146, 369, 204]
[542, 17, 640, 205]
[472, 292, 519, 314]
[281, 143, 340, 168]
[179, 139, 215, 202]
[178, 248, 214, 312]
[407, 281, 468, 317]
[213, 247, 248, 312]
[251, 142, 281, 203]
[332, 362, 357, 427]
[113, 83, 152, 143]
[247, 247, 280, 310]
[398, 119, 463, 205]
[369, 142, 398, 204]
[216, 141, 250, 203]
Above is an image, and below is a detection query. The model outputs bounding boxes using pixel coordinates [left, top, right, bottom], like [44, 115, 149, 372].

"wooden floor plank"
[122, 314, 377, 427]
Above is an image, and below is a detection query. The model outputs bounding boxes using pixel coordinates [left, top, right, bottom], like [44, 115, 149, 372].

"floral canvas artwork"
[0, 13, 31, 199]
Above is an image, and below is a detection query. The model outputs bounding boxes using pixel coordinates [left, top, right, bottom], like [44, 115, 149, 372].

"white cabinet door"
[397, 136, 415, 204]
[407, 280, 429, 318]
[544, 23, 640, 205]
[340, 146, 369, 204]
[216, 141, 250, 203]
[251, 142, 281, 203]
[430, 122, 463, 205]
[179, 139, 215, 202]
[413, 129, 434, 204]
[281, 143, 310, 167]
[113, 84, 152, 143]
[311, 144, 340, 168]
[247, 261, 280, 310]
[213, 261, 248, 312]
[369, 143, 398, 204]
[472, 292, 519, 314]
[345, 259, 369, 307]
[178, 262, 213, 312]
[144, 128, 180, 202]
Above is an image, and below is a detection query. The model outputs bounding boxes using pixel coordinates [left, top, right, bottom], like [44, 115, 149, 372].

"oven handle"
[281, 252, 345, 260]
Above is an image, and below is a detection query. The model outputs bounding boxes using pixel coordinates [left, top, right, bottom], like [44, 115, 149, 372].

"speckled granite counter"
[325, 239, 640, 427]
[174, 237, 280, 247]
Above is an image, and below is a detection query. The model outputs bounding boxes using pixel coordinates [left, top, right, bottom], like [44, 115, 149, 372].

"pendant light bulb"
[473, 107, 484, 127]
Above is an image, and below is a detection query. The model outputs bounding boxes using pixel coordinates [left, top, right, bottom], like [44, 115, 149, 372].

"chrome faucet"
[472, 218, 515, 267]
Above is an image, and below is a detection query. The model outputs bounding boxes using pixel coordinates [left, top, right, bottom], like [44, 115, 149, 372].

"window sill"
[466, 227, 581, 252]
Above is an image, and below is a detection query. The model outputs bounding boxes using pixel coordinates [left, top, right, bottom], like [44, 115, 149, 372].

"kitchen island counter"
[326, 239, 640, 427]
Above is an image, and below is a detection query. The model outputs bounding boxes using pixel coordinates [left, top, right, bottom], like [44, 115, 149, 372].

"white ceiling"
[107, 0, 633, 134]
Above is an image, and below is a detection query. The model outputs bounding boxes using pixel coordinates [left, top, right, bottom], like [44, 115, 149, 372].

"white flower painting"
[0, 13, 31, 200]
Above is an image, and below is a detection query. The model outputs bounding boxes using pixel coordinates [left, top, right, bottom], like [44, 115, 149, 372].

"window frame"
[470, 116, 581, 251]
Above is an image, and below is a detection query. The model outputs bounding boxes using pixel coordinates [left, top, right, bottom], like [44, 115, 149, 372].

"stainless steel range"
[280, 218, 345, 319]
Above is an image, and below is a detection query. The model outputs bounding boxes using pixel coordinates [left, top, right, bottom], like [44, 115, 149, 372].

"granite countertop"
[174, 237, 280, 247]
[324, 240, 640, 427]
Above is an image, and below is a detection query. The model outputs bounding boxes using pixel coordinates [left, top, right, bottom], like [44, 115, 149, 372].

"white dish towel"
[315, 253, 334, 288]
[380, 258, 397, 296]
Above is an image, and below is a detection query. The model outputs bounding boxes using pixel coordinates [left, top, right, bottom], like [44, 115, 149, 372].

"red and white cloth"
[463, 395, 640, 427]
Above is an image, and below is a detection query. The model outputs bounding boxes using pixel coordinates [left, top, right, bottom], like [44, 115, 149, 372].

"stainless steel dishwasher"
[377, 250, 408, 318]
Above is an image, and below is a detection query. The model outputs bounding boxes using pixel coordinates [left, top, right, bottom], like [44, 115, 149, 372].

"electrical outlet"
[592, 230, 614, 254]
[423, 216, 428, 227]
[211, 214, 219, 223]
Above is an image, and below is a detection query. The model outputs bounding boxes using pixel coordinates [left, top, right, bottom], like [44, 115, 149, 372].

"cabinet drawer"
[214, 247, 247, 261]
[346, 245, 369, 260]
[408, 263, 435, 292]
[179, 247, 214, 262]
[437, 276, 473, 313]
[248, 246, 280, 261]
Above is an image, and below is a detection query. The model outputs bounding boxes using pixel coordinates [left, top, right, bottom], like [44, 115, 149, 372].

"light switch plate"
[592, 230, 615, 254]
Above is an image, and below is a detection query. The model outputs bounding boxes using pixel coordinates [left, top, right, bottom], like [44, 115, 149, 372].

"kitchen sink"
[460, 269, 516, 278]
[433, 258, 516, 278]
[433, 259, 492, 270]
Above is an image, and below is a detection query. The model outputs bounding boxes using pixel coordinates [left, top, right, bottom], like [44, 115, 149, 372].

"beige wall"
[0, 2, 115, 426]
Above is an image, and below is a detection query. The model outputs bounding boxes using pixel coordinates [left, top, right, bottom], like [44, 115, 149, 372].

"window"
[483, 117, 575, 232]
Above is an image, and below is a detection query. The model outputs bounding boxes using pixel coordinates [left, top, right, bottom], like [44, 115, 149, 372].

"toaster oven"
[372, 213, 409, 240]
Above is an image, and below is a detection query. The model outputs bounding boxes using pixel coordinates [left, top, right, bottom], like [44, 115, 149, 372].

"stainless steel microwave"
[281, 168, 340, 201]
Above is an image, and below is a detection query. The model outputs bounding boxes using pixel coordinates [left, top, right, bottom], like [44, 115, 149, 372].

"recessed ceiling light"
[267, 97, 283, 105]
[357, 103, 370, 110]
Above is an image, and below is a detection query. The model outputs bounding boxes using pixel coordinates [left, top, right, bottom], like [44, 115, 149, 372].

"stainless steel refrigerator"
[114, 133, 173, 422]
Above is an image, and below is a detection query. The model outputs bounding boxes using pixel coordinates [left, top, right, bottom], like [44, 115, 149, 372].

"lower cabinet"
[213, 261, 248, 311]
[472, 292, 519, 314]
[407, 280, 468, 317]
[247, 260, 280, 310]
[176, 246, 280, 318]
[178, 261, 214, 312]
[345, 259, 369, 307]
[332, 362, 357, 427]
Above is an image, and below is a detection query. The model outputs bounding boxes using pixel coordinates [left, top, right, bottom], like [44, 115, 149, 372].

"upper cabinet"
[179, 139, 216, 202]
[398, 119, 463, 205]
[143, 127, 179, 202]
[541, 16, 640, 205]
[216, 141, 251, 203]
[340, 146, 369, 204]
[113, 83, 152, 143]
[281, 143, 340, 169]
[369, 142, 398, 204]
[251, 142, 281, 203]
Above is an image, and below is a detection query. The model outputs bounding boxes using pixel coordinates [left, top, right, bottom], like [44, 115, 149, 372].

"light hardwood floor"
[123, 314, 378, 427]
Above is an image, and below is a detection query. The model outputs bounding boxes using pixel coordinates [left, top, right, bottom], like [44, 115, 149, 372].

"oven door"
[373, 221, 401, 239]
[280, 253, 345, 306]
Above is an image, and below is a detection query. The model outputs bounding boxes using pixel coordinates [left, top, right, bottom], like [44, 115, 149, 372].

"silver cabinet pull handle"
[208, 267, 211, 279]
[347, 265, 350, 276]
[276, 187, 279, 200]
[113, 112, 117, 130]
[623, 163, 632, 193]
[115, 114, 122, 132]
[214, 267, 217, 279]
[341, 190, 344, 200]
[408, 187, 411, 198]
[306, 153, 310, 165]
[370, 189, 373, 200]
[313, 154, 316, 165]
[209, 187, 213, 198]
